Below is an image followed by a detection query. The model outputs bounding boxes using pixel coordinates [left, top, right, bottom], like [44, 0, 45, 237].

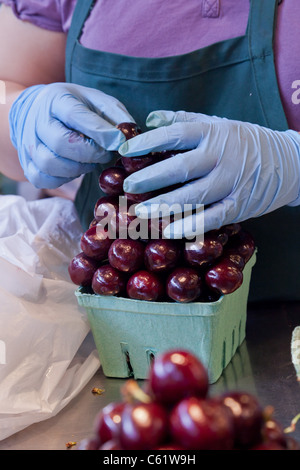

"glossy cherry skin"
[221, 391, 264, 448]
[68, 252, 99, 286]
[166, 267, 203, 302]
[147, 216, 174, 240]
[170, 397, 235, 450]
[115, 198, 137, 237]
[205, 260, 243, 295]
[126, 270, 164, 301]
[220, 250, 246, 271]
[99, 166, 128, 196]
[92, 264, 126, 296]
[148, 350, 209, 406]
[144, 239, 182, 273]
[94, 195, 119, 223]
[121, 153, 161, 174]
[119, 402, 169, 450]
[121, 149, 173, 174]
[80, 225, 113, 261]
[227, 230, 255, 262]
[184, 234, 224, 268]
[108, 238, 145, 273]
[94, 401, 127, 444]
[116, 122, 142, 140]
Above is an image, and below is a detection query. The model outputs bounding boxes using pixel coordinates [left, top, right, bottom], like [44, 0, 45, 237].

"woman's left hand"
[119, 110, 300, 238]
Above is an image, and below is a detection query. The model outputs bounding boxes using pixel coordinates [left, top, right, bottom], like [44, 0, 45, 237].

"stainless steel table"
[0, 301, 299, 450]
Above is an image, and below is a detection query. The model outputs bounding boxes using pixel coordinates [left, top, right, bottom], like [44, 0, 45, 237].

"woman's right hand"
[9, 82, 135, 189]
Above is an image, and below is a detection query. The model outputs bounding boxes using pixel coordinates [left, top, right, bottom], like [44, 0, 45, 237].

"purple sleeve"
[0, 0, 75, 33]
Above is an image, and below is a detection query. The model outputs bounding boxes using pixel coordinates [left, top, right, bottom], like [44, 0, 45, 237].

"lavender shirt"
[2, 0, 300, 131]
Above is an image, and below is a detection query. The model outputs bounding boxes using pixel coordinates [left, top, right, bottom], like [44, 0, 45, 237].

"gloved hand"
[9, 83, 135, 189]
[119, 110, 300, 238]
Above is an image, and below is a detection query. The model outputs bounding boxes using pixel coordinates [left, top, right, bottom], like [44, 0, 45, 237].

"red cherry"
[115, 198, 138, 237]
[68, 252, 99, 286]
[170, 397, 235, 450]
[108, 238, 145, 273]
[92, 264, 126, 296]
[148, 350, 209, 406]
[126, 270, 164, 301]
[116, 122, 142, 140]
[80, 225, 113, 261]
[119, 402, 169, 450]
[121, 153, 161, 174]
[205, 260, 243, 295]
[221, 391, 264, 448]
[144, 239, 182, 273]
[147, 216, 175, 240]
[166, 267, 203, 303]
[94, 401, 127, 444]
[94, 195, 119, 223]
[99, 166, 128, 196]
[227, 230, 255, 262]
[208, 228, 229, 246]
[184, 234, 224, 268]
[220, 250, 246, 271]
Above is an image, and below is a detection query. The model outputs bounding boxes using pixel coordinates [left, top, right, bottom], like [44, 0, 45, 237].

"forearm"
[0, 80, 27, 181]
[0, 4, 67, 182]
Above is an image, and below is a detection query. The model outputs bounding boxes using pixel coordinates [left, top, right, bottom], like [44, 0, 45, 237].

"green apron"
[65, 0, 300, 302]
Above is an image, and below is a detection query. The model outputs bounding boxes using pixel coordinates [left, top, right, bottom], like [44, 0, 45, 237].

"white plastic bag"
[0, 195, 100, 441]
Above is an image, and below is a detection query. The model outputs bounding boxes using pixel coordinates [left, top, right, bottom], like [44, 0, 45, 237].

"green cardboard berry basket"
[75, 251, 256, 384]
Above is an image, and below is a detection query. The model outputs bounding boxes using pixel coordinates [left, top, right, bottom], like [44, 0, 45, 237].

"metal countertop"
[0, 301, 299, 450]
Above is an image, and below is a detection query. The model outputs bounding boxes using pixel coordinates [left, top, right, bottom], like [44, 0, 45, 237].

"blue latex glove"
[119, 110, 300, 238]
[9, 83, 135, 189]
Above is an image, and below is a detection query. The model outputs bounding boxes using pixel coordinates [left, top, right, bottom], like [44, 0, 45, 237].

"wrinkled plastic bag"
[0, 195, 100, 441]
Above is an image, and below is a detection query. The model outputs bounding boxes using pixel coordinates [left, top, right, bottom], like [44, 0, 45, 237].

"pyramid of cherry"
[69, 122, 255, 303]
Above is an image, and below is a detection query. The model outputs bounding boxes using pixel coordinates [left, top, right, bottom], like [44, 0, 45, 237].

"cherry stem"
[284, 412, 300, 434]
[121, 379, 152, 404]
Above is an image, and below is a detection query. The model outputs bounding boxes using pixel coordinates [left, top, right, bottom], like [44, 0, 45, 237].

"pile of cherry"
[76, 349, 299, 450]
[68, 123, 255, 302]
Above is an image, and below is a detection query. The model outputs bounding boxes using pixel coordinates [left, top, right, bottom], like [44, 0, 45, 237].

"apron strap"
[65, 0, 95, 82]
[248, 0, 278, 57]
[247, 0, 288, 130]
